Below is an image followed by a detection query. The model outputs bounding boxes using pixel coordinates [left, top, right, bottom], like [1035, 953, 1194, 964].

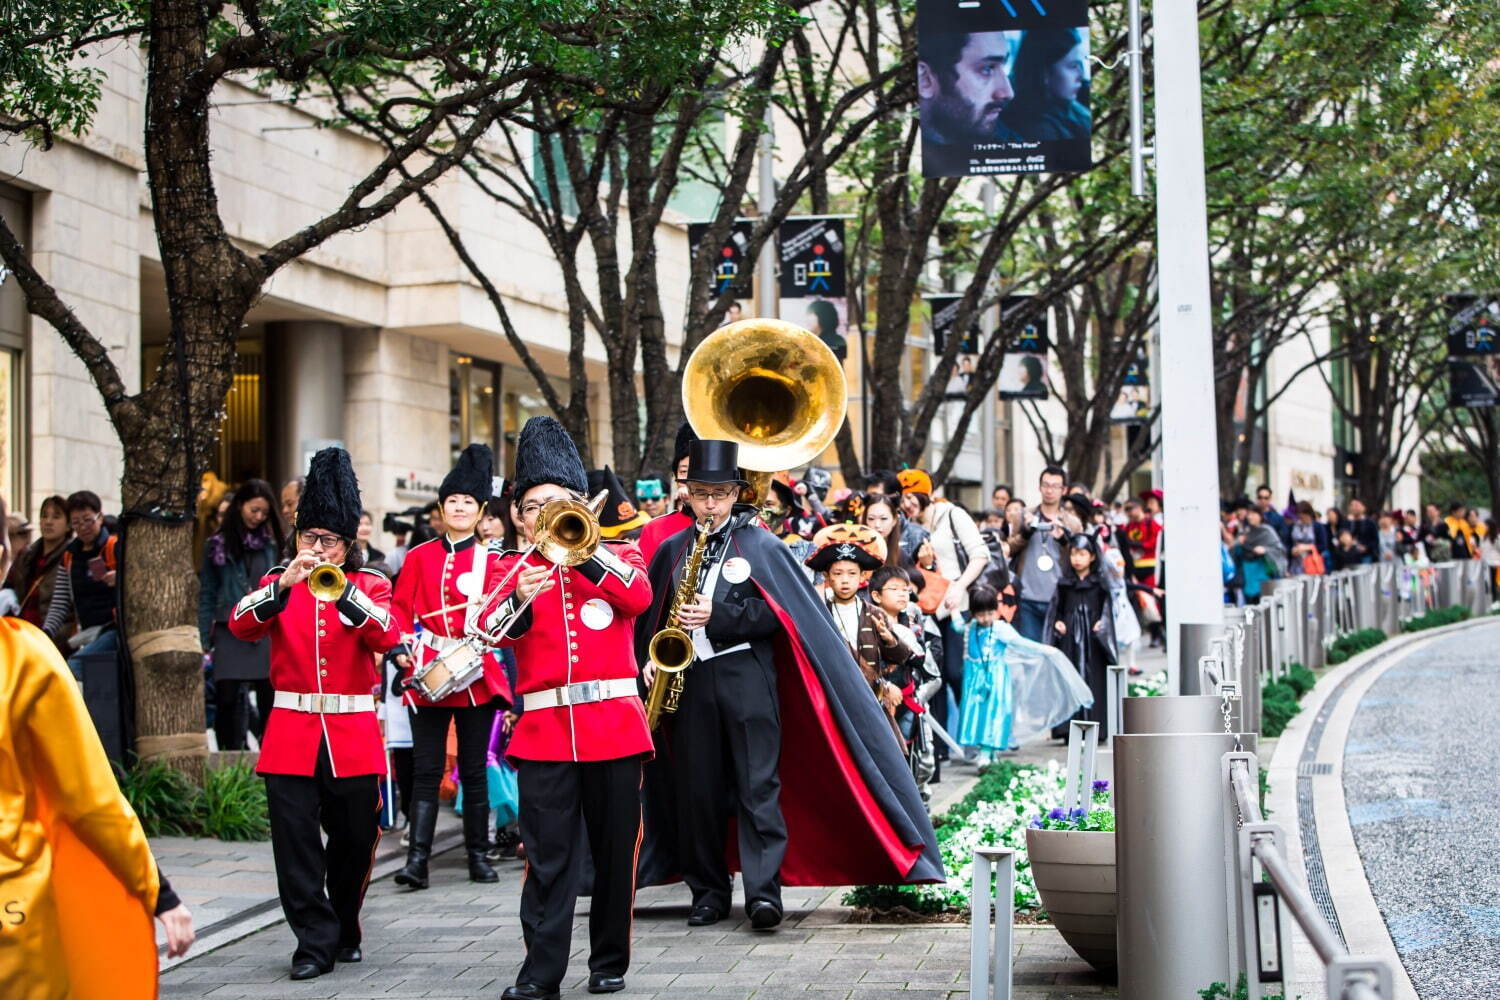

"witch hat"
[296, 447, 362, 539]
[440, 443, 495, 503]
[587, 466, 649, 539]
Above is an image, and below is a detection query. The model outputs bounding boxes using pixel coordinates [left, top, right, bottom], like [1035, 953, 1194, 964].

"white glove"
[0, 588, 19, 617]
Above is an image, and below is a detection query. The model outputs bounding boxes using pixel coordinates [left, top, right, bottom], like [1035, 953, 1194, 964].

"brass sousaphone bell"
[680, 318, 849, 503]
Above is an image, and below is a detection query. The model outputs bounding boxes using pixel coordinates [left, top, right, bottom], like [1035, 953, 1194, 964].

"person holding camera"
[1014, 467, 1083, 643]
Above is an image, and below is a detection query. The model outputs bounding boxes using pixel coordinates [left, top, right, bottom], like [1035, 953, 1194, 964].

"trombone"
[462, 490, 609, 642]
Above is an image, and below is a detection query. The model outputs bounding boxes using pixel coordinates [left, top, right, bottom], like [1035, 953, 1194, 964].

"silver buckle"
[569, 680, 601, 705]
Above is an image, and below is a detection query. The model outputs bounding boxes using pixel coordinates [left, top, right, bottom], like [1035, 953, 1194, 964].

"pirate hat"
[805, 522, 887, 572]
[440, 443, 496, 503]
[587, 466, 649, 539]
[511, 416, 587, 499]
[296, 446, 362, 539]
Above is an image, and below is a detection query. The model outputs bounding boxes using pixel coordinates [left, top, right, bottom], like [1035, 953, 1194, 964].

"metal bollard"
[1106, 665, 1127, 750]
[1437, 563, 1460, 608]
[970, 846, 1015, 1000]
[1304, 576, 1326, 671]
[1179, 623, 1224, 695]
[1116, 732, 1239, 999]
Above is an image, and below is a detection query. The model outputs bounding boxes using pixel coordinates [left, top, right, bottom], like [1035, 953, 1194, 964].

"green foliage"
[1284, 663, 1318, 698]
[1326, 629, 1387, 665]
[1420, 451, 1490, 513]
[1261, 678, 1303, 739]
[1401, 605, 1472, 633]
[114, 758, 270, 841]
[114, 758, 199, 838]
[194, 762, 271, 841]
[1199, 975, 1288, 1000]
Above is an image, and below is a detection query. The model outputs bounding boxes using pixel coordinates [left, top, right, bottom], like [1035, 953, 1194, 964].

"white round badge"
[721, 557, 752, 585]
[1036, 555, 1055, 573]
[580, 598, 615, 631]
[454, 570, 484, 598]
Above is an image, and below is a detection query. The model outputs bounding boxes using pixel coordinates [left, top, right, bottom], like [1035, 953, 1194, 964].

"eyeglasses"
[299, 531, 346, 550]
[876, 585, 911, 595]
[519, 496, 573, 518]
[68, 513, 99, 530]
[688, 487, 739, 502]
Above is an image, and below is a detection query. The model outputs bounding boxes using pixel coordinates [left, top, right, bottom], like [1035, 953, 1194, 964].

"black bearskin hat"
[440, 443, 495, 503]
[295, 446, 362, 539]
[587, 466, 649, 539]
[672, 421, 699, 469]
[511, 416, 587, 500]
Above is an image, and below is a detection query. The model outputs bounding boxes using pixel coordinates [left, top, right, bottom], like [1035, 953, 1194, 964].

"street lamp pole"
[1151, 0, 1223, 689]
[757, 104, 777, 320]
[981, 180, 998, 503]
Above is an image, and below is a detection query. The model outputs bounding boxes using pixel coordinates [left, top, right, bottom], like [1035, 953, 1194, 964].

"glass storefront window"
[450, 355, 502, 467]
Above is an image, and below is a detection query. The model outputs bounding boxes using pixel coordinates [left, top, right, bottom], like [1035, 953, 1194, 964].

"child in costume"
[1046, 533, 1118, 741]
[956, 585, 1013, 756]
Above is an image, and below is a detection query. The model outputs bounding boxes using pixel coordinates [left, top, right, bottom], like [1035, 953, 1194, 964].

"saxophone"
[644, 519, 711, 730]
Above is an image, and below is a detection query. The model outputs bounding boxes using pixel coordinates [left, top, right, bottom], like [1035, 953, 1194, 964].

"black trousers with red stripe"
[514, 756, 643, 989]
[263, 741, 381, 968]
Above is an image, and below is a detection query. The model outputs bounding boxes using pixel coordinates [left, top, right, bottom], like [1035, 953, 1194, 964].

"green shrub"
[1284, 663, 1317, 697]
[1260, 678, 1302, 738]
[114, 758, 199, 837]
[1199, 975, 1288, 1000]
[1326, 628, 1386, 665]
[195, 762, 271, 841]
[1400, 604, 1471, 633]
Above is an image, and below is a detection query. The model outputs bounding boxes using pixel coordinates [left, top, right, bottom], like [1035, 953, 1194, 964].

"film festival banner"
[1445, 293, 1500, 407]
[1110, 347, 1152, 424]
[917, 0, 1092, 177]
[928, 294, 981, 399]
[996, 295, 1048, 400]
[688, 220, 754, 323]
[780, 217, 849, 360]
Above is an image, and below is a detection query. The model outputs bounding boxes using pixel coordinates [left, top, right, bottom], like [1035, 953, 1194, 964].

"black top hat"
[685, 439, 748, 487]
[511, 416, 587, 499]
[587, 466, 649, 538]
[440, 443, 495, 503]
[672, 421, 699, 469]
[296, 447, 362, 539]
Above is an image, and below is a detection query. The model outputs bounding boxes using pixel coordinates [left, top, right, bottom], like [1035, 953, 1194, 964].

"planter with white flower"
[1024, 780, 1117, 976]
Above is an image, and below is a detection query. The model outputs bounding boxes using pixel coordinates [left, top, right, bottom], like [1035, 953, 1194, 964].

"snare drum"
[410, 635, 487, 702]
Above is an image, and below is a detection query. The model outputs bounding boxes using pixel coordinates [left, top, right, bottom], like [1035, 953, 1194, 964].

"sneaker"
[400, 830, 411, 848]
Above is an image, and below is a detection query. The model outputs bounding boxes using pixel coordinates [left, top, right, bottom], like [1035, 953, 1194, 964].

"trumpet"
[307, 563, 347, 602]
[471, 490, 608, 641]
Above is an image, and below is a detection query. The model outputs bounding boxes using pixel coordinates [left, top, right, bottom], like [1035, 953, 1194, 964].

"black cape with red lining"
[634, 508, 943, 888]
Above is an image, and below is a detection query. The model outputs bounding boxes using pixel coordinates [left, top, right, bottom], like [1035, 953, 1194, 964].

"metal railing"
[1223, 754, 1392, 1000]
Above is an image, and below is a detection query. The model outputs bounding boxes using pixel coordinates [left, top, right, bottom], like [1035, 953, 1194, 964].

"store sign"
[780, 217, 849, 360]
[1446, 293, 1500, 407]
[394, 472, 443, 499]
[1291, 469, 1325, 492]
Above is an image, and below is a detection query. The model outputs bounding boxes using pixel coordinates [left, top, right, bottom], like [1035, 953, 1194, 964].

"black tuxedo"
[639, 508, 788, 915]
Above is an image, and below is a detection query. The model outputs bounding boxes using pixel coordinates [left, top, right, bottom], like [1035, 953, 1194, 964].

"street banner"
[1110, 346, 1152, 424]
[929, 294, 981, 398]
[997, 295, 1049, 400]
[688, 219, 754, 302]
[1445, 293, 1499, 407]
[780, 217, 849, 359]
[917, 0, 1092, 177]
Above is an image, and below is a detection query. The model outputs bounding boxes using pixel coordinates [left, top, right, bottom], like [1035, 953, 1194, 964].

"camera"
[382, 505, 428, 537]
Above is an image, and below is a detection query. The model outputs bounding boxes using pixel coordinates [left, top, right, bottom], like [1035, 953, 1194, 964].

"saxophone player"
[477, 416, 653, 1000]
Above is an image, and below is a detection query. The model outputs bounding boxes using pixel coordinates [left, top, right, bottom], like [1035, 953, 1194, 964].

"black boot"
[394, 799, 437, 889]
[464, 803, 498, 883]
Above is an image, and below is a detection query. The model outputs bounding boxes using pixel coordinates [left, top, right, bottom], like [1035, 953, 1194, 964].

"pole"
[1153, 0, 1223, 690]
[756, 104, 777, 320]
[1127, 0, 1151, 198]
[981, 180, 999, 502]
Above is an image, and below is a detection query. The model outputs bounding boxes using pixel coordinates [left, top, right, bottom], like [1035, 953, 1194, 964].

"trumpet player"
[389, 443, 513, 890]
[229, 447, 399, 981]
[479, 416, 653, 1000]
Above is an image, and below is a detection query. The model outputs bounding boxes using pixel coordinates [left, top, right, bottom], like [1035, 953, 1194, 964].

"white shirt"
[691, 521, 753, 662]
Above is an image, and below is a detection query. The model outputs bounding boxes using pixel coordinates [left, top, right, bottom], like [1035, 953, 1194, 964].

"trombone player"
[478, 416, 654, 1000]
[229, 446, 400, 981]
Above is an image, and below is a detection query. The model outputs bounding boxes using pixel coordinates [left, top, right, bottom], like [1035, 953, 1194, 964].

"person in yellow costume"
[0, 492, 195, 999]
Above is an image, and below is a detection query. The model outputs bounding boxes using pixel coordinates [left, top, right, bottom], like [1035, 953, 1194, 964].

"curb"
[1267, 614, 1493, 999]
[159, 824, 466, 971]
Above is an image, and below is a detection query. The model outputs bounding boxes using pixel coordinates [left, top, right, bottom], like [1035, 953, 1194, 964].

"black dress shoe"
[587, 973, 626, 994]
[687, 904, 724, 926]
[336, 946, 362, 963]
[501, 985, 560, 1000]
[289, 961, 331, 980]
[748, 900, 783, 930]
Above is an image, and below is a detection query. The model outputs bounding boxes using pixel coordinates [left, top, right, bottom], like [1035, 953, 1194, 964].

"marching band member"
[390, 444, 513, 889]
[637, 422, 697, 566]
[481, 417, 654, 1000]
[229, 447, 399, 981]
[637, 438, 942, 929]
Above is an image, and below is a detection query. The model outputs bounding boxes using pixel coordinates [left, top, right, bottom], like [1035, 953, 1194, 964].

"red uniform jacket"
[637, 509, 693, 569]
[229, 566, 400, 778]
[484, 542, 654, 763]
[390, 534, 513, 709]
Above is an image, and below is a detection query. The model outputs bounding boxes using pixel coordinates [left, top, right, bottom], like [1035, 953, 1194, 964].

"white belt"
[522, 678, 638, 712]
[415, 631, 466, 651]
[274, 691, 376, 714]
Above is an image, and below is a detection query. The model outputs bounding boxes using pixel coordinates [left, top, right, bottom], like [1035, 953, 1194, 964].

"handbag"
[915, 566, 948, 614]
[1135, 590, 1163, 625]
[1301, 549, 1326, 576]
[946, 506, 1011, 592]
